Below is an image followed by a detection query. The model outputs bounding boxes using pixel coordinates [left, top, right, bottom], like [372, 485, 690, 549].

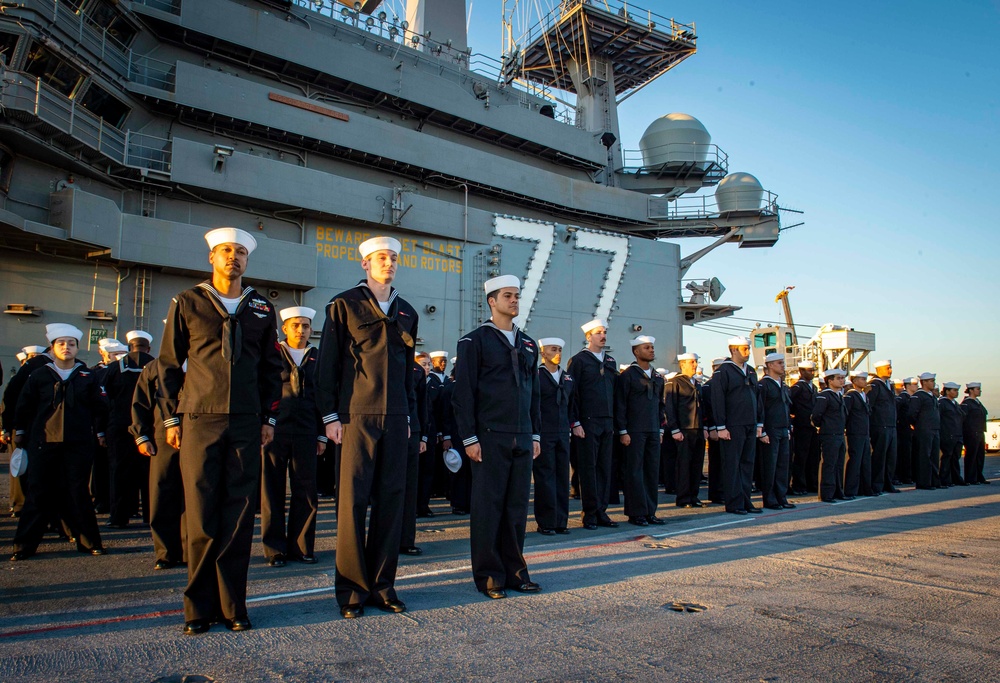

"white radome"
[715, 172, 764, 213]
[639, 113, 711, 167]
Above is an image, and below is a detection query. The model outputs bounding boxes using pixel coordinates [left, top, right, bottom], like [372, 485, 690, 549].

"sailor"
[316, 235, 417, 619]
[102, 330, 156, 529]
[614, 336, 665, 526]
[868, 360, 899, 493]
[566, 318, 619, 529]
[937, 382, 966, 486]
[261, 306, 326, 567]
[400, 350, 431, 556]
[961, 383, 989, 484]
[664, 352, 705, 509]
[711, 337, 763, 515]
[789, 360, 819, 495]
[418, 350, 450, 518]
[700, 357, 728, 505]
[908, 372, 942, 490]
[91, 337, 125, 515]
[1, 345, 51, 517]
[843, 370, 872, 498]
[131, 357, 186, 570]
[895, 377, 917, 485]
[158, 226, 284, 634]
[812, 368, 848, 502]
[10, 323, 108, 560]
[533, 337, 576, 535]
[757, 352, 794, 510]
[452, 274, 542, 599]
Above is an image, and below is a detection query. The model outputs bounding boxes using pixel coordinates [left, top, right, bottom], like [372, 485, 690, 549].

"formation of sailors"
[0, 228, 991, 634]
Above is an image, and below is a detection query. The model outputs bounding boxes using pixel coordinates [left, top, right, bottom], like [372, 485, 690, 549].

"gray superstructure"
[0, 0, 788, 371]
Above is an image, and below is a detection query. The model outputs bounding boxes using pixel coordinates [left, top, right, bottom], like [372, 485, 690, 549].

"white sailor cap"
[205, 226, 257, 254]
[727, 336, 750, 347]
[764, 352, 785, 363]
[655, 368, 667, 375]
[15, 352, 26, 362]
[630, 335, 655, 346]
[917, 372, 936, 381]
[677, 352, 699, 362]
[450, 357, 457, 365]
[902, 377, 916, 385]
[874, 359, 892, 368]
[104, 341, 129, 354]
[711, 357, 727, 368]
[358, 236, 402, 259]
[22, 345, 47, 355]
[46, 323, 84, 342]
[429, 350, 449, 359]
[797, 360, 817, 370]
[942, 381, 960, 390]
[892, 378, 905, 386]
[823, 368, 846, 379]
[279, 306, 316, 322]
[484, 274, 520, 293]
[443, 448, 462, 474]
[849, 370, 868, 380]
[581, 318, 607, 334]
[125, 330, 153, 343]
[967, 382, 982, 389]
[98, 338, 119, 350]
[665, 371, 678, 380]
[537, 338, 565, 348]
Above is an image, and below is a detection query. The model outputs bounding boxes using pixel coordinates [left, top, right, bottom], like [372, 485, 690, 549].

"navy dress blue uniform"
[316, 282, 418, 609]
[710, 361, 763, 513]
[1, 354, 50, 515]
[261, 343, 326, 561]
[664, 373, 705, 507]
[895, 390, 914, 484]
[789, 377, 819, 492]
[961, 395, 988, 484]
[534, 366, 576, 531]
[566, 349, 618, 526]
[843, 388, 872, 497]
[401, 361, 430, 550]
[908, 390, 941, 489]
[131, 358, 186, 565]
[418, 372, 445, 515]
[103, 351, 155, 526]
[867, 377, 897, 492]
[938, 396, 964, 486]
[159, 282, 283, 624]
[701, 377, 724, 503]
[12, 361, 108, 556]
[615, 364, 665, 520]
[757, 375, 792, 508]
[812, 388, 847, 501]
[453, 322, 541, 592]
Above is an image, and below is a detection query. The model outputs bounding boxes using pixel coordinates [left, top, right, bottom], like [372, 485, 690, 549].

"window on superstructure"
[23, 42, 84, 97]
[78, 82, 131, 128]
[0, 30, 20, 68]
[85, 1, 138, 48]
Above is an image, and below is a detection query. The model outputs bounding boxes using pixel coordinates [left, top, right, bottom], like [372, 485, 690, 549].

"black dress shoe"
[536, 527, 556, 536]
[745, 506, 763, 514]
[955, 481, 971, 486]
[819, 498, 835, 502]
[980, 480, 991, 485]
[399, 546, 423, 556]
[370, 598, 407, 613]
[764, 504, 783, 510]
[628, 516, 648, 527]
[596, 519, 619, 528]
[154, 559, 178, 570]
[582, 522, 598, 530]
[482, 588, 507, 600]
[267, 554, 286, 567]
[451, 508, 469, 515]
[225, 618, 253, 631]
[105, 521, 128, 529]
[691, 500, 704, 508]
[781, 502, 797, 509]
[554, 527, 570, 535]
[884, 487, 900, 493]
[297, 554, 318, 563]
[83, 547, 106, 556]
[340, 603, 364, 619]
[183, 619, 211, 635]
[10, 550, 33, 562]
[646, 515, 666, 525]
[509, 582, 541, 593]
[727, 509, 748, 515]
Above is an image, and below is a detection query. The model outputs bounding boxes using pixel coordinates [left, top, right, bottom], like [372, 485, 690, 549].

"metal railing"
[621, 143, 729, 174]
[648, 189, 780, 221]
[25, 0, 132, 76]
[125, 132, 172, 173]
[130, 0, 182, 14]
[128, 54, 176, 91]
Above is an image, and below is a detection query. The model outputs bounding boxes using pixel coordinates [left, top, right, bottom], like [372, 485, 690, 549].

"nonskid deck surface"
[1, 457, 999, 682]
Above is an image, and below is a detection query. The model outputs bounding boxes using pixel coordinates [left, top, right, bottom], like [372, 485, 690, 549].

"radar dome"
[715, 172, 763, 213]
[638, 113, 710, 168]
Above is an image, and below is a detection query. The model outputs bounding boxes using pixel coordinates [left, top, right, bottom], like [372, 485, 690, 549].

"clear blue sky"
[462, 0, 1000, 413]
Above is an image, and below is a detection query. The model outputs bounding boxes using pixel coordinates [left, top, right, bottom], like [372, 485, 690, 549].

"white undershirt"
[286, 346, 307, 366]
[642, 367, 652, 377]
[590, 350, 605, 362]
[549, 368, 562, 382]
[500, 329, 516, 345]
[53, 366, 75, 381]
[218, 295, 241, 314]
[378, 300, 391, 315]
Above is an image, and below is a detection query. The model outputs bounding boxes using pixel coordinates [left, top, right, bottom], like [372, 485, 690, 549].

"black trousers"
[416, 441, 437, 514]
[180, 413, 260, 622]
[149, 436, 186, 564]
[400, 430, 422, 549]
[262, 433, 318, 559]
[964, 433, 986, 484]
[939, 436, 963, 486]
[574, 417, 614, 524]
[707, 437, 723, 503]
[659, 436, 677, 493]
[844, 433, 872, 497]
[790, 422, 817, 492]
[818, 434, 846, 501]
[870, 426, 896, 492]
[470, 431, 533, 591]
[109, 431, 150, 524]
[721, 425, 756, 512]
[896, 426, 913, 483]
[14, 440, 103, 554]
[674, 429, 703, 506]
[623, 432, 661, 518]
[91, 441, 110, 513]
[760, 428, 790, 507]
[450, 448, 472, 512]
[533, 431, 570, 530]
[336, 415, 407, 607]
[913, 430, 941, 488]
[316, 445, 337, 498]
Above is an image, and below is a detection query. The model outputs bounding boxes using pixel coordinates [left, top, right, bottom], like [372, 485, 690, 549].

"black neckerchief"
[355, 281, 413, 347]
[198, 282, 253, 364]
[484, 320, 523, 388]
[280, 342, 312, 396]
[45, 361, 84, 409]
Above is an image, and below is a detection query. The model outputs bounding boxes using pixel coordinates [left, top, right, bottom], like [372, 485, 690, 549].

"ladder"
[133, 268, 152, 332]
